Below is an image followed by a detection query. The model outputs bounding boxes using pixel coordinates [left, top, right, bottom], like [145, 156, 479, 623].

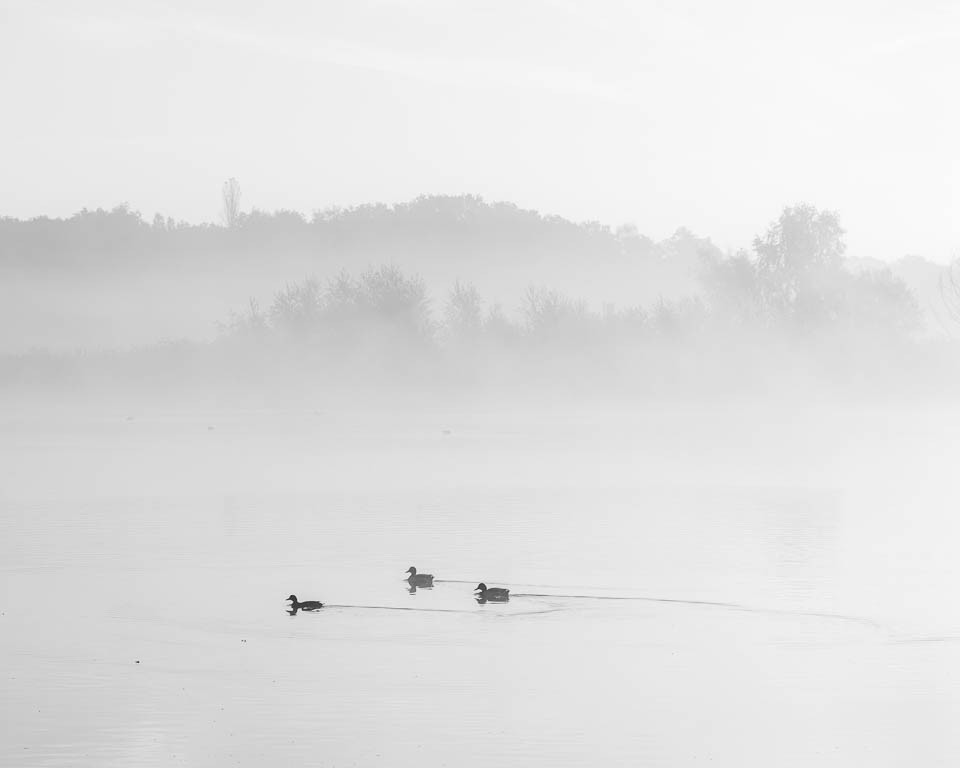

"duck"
[286, 594, 324, 611]
[405, 566, 434, 587]
[474, 583, 509, 601]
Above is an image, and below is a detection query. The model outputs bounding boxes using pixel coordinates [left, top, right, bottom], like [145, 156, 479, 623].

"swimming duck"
[406, 566, 434, 587]
[474, 583, 509, 601]
[286, 594, 324, 611]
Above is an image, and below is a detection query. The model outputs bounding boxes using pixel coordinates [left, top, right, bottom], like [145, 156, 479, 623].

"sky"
[1, 0, 958, 261]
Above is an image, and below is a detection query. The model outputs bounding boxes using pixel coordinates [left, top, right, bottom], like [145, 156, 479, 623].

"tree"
[357, 265, 433, 341]
[444, 281, 483, 343]
[523, 286, 595, 345]
[940, 257, 960, 328]
[269, 278, 323, 337]
[221, 178, 242, 228]
[699, 249, 760, 326]
[753, 204, 846, 327]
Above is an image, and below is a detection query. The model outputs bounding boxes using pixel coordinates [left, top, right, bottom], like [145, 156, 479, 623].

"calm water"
[2, 403, 959, 766]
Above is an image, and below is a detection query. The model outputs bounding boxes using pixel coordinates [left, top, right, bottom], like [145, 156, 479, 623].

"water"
[2, 403, 960, 766]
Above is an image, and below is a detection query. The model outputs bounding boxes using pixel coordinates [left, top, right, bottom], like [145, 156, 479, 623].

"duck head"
[474, 583, 487, 592]
[286, 594, 297, 603]
[406, 567, 417, 576]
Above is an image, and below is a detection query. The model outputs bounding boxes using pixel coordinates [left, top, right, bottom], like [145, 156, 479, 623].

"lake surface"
[2, 402, 959, 766]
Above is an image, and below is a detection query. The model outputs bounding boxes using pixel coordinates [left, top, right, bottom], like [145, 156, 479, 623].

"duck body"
[405, 566, 434, 587]
[286, 594, 324, 611]
[474, 583, 509, 601]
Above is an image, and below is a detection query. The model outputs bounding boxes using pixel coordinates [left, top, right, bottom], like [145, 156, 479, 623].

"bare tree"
[221, 177, 242, 228]
[939, 256, 960, 326]
[444, 281, 483, 342]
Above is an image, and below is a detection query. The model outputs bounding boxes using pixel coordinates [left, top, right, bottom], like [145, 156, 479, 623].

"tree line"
[220, 204, 922, 356]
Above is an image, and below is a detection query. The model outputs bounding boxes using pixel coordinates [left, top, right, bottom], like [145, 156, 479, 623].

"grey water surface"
[2, 404, 959, 766]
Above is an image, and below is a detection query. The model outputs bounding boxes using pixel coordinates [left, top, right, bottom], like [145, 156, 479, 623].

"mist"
[5, 2, 960, 766]
[2, 195, 958, 409]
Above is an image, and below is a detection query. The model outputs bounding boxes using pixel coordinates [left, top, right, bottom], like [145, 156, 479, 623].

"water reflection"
[406, 583, 434, 595]
[474, 596, 509, 605]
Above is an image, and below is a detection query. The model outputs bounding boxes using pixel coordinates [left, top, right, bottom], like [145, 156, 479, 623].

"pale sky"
[2, 0, 958, 261]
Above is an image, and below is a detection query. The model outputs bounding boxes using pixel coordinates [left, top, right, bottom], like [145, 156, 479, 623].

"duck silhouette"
[405, 566, 434, 588]
[286, 594, 324, 612]
[474, 583, 509, 603]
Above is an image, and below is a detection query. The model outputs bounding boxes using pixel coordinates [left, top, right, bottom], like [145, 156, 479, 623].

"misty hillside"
[2, 194, 948, 353]
[4, 199, 958, 405]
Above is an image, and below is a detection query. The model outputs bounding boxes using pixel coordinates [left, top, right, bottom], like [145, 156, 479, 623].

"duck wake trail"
[322, 604, 564, 617]
[436, 580, 883, 631]
[324, 604, 473, 614]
